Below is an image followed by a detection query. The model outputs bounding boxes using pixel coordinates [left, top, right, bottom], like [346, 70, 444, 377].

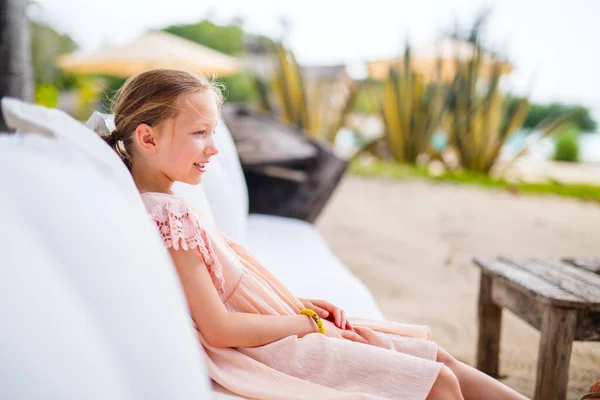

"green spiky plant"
[446, 39, 572, 173]
[271, 43, 311, 131]
[380, 43, 448, 163]
[446, 41, 528, 173]
[254, 43, 359, 145]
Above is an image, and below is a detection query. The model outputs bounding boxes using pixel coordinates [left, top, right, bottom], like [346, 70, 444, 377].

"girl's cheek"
[199, 137, 214, 150]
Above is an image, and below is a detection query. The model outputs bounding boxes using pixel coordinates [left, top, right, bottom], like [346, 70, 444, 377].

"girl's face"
[154, 90, 219, 186]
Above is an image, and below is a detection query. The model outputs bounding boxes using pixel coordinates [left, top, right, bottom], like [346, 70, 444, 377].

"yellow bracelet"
[300, 308, 326, 335]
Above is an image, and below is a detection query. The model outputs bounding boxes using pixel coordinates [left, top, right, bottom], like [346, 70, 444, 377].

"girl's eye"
[194, 131, 206, 136]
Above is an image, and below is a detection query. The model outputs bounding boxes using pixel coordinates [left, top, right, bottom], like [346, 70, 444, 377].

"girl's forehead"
[176, 92, 218, 126]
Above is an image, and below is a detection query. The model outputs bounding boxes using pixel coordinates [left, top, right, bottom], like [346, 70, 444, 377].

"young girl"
[103, 68, 528, 400]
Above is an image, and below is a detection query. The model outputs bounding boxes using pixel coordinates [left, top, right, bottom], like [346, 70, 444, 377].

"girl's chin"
[174, 169, 204, 186]
[185, 174, 203, 185]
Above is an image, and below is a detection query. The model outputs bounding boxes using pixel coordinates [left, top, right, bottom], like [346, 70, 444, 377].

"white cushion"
[0, 98, 214, 399]
[212, 118, 248, 211]
[0, 208, 132, 400]
[172, 181, 216, 226]
[246, 214, 384, 321]
[193, 119, 248, 244]
[198, 159, 248, 244]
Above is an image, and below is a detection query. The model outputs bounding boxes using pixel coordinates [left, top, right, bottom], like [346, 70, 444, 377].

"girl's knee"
[426, 366, 463, 400]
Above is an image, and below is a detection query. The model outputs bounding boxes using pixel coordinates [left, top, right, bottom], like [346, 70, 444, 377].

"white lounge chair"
[0, 98, 384, 399]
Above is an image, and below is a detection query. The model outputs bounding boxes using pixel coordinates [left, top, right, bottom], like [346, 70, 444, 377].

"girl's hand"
[299, 298, 353, 330]
[321, 319, 368, 344]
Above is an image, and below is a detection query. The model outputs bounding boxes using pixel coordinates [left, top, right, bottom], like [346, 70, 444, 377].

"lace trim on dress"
[147, 196, 225, 296]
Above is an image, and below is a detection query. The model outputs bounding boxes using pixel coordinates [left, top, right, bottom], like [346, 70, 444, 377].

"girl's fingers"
[313, 305, 329, 318]
[346, 319, 353, 330]
[312, 299, 333, 309]
[342, 330, 368, 344]
[334, 308, 342, 328]
[303, 301, 329, 318]
[340, 310, 347, 330]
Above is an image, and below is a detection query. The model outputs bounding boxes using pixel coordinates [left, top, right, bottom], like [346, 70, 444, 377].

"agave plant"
[380, 43, 448, 163]
[447, 40, 575, 174]
[444, 40, 529, 173]
[254, 43, 359, 145]
[270, 43, 310, 131]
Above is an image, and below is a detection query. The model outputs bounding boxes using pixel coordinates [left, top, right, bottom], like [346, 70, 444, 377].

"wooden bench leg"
[534, 305, 577, 400]
[476, 273, 502, 377]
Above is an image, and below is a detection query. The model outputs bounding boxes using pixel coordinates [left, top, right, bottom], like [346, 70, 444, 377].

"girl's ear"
[135, 123, 158, 155]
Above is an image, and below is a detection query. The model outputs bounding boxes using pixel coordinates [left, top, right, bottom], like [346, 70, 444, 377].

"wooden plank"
[563, 257, 600, 274]
[491, 279, 542, 330]
[537, 258, 600, 289]
[249, 166, 308, 183]
[222, 105, 318, 168]
[534, 305, 577, 400]
[490, 275, 599, 341]
[473, 257, 587, 309]
[476, 273, 502, 378]
[501, 257, 600, 304]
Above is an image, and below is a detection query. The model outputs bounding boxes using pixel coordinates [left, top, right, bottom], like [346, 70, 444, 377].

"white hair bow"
[85, 111, 116, 138]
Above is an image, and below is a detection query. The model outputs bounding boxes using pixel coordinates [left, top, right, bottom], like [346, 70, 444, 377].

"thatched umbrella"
[57, 31, 241, 77]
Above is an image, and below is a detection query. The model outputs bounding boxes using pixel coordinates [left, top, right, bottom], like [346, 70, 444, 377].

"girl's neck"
[130, 161, 174, 195]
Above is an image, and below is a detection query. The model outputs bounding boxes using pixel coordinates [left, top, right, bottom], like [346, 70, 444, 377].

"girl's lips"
[193, 162, 207, 172]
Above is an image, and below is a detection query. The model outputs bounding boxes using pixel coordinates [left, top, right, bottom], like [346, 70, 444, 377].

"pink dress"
[142, 192, 443, 400]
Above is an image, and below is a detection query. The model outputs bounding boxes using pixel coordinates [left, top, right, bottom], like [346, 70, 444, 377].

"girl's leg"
[426, 365, 464, 400]
[436, 346, 529, 400]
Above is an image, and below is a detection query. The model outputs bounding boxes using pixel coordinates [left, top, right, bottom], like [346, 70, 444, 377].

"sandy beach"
[316, 175, 600, 399]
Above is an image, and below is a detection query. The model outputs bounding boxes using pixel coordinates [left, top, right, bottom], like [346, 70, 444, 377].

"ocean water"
[336, 122, 600, 163]
[502, 129, 600, 163]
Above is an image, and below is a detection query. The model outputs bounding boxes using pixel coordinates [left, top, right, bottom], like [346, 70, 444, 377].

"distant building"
[366, 37, 512, 83]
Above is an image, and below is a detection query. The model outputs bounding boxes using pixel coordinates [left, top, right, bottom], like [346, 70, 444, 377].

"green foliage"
[350, 158, 600, 202]
[30, 21, 78, 90]
[219, 72, 256, 102]
[268, 42, 310, 130]
[162, 19, 275, 103]
[553, 124, 580, 162]
[446, 41, 530, 173]
[74, 78, 100, 121]
[34, 84, 59, 108]
[257, 43, 359, 144]
[353, 80, 381, 114]
[162, 19, 275, 57]
[507, 98, 597, 132]
[163, 20, 244, 55]
[380, 42, 448, 163]
[441, 10, 573, 174]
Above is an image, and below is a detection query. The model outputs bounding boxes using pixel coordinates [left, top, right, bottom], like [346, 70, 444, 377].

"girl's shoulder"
[141, 191, 205, 249]
[140, 192, 196, 222]
[140, 191, 183, 206]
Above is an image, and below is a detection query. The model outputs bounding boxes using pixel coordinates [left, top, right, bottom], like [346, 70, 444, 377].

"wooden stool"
[474, 257, 600, 400]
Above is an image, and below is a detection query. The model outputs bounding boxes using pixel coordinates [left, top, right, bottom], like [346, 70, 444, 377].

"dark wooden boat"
[222, 103, 348, 223]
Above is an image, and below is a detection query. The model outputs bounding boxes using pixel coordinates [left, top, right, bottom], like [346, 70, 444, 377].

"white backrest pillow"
[0, 98, 214, 399]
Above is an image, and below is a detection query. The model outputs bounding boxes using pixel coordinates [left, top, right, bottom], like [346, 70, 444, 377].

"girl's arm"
[168, 247, 318, 348]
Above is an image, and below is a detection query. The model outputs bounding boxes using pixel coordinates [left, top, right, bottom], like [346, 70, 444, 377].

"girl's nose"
[205, 142, 219, 157]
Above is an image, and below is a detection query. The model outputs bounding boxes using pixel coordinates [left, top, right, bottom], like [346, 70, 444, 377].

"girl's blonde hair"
[104, 68, 224, 170]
